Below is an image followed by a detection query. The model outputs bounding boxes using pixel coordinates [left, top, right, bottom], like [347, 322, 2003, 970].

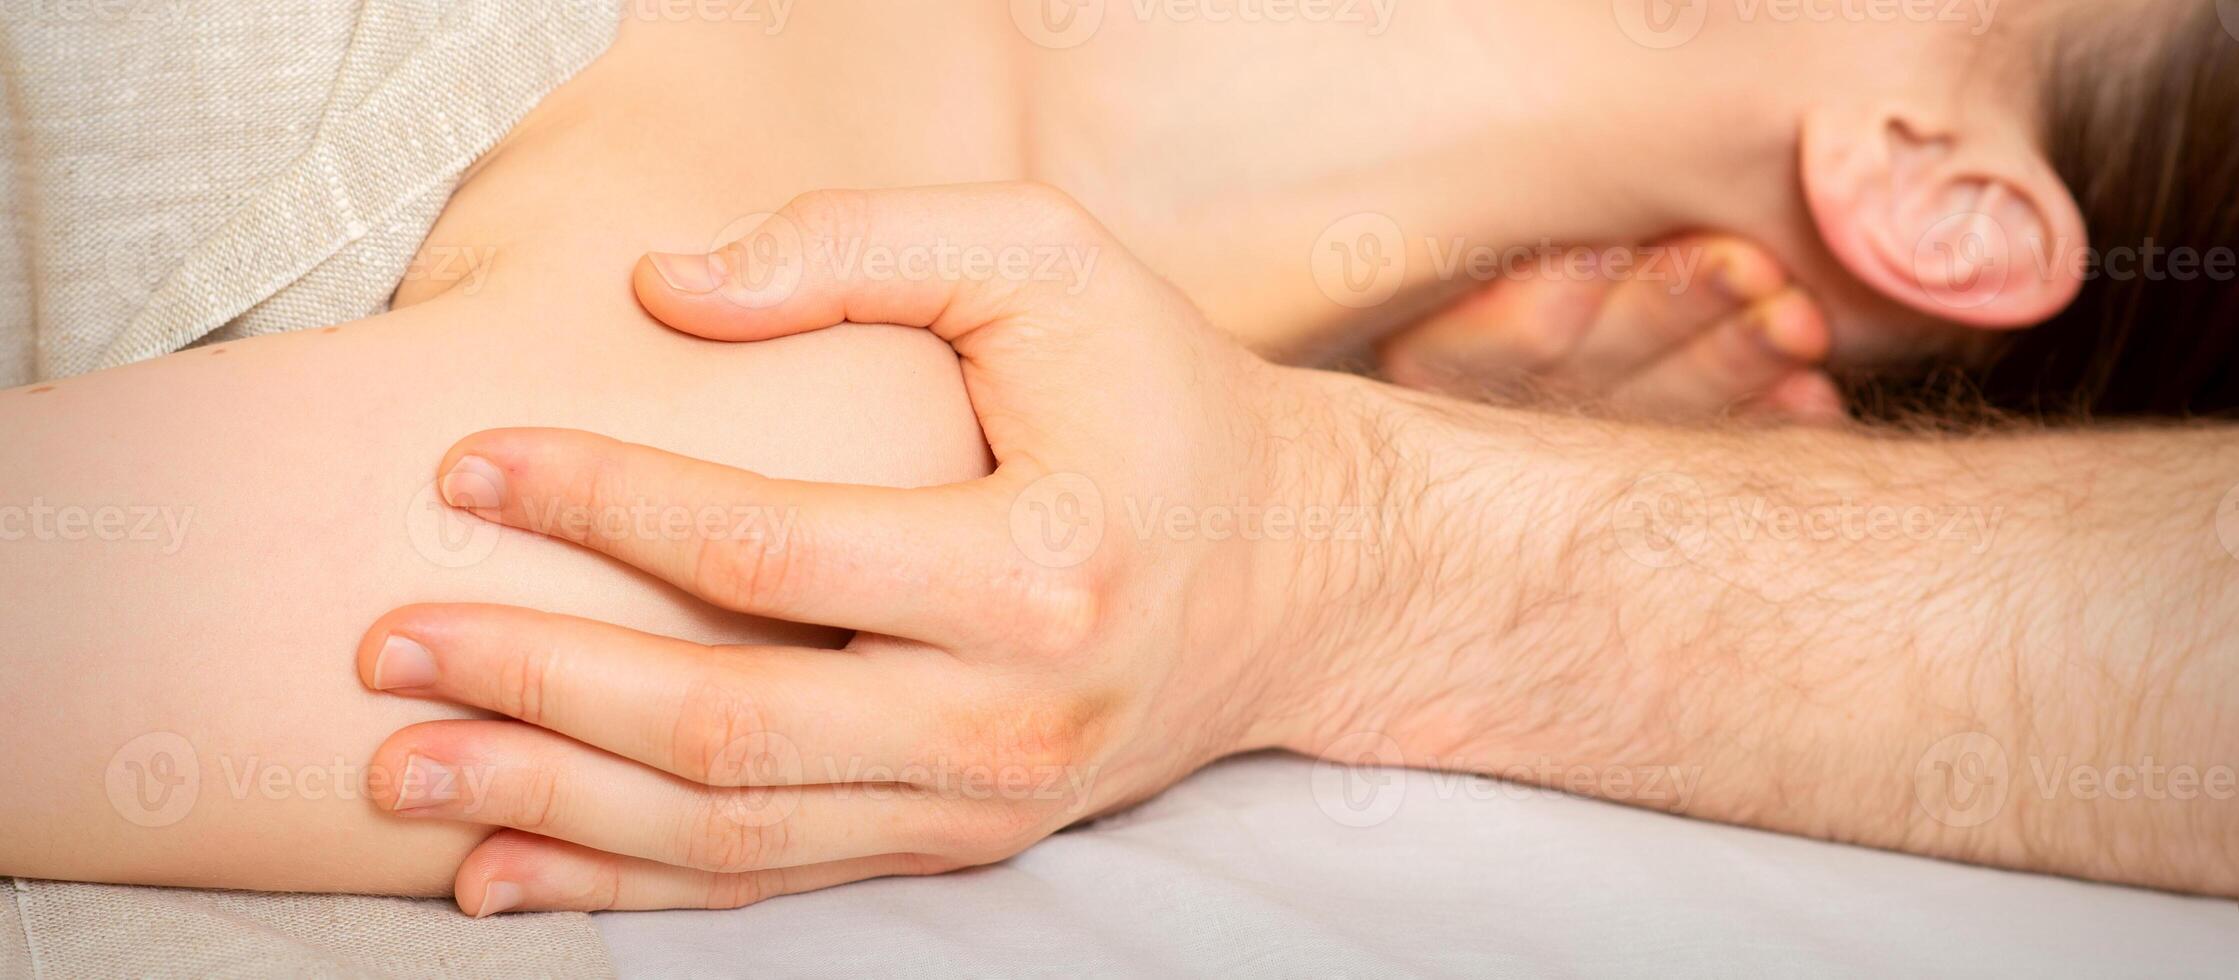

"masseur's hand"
[360, 184, 1364, 914]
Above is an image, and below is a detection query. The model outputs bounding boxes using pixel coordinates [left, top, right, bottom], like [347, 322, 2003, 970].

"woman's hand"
[1376, 236, 1846, 421]
[358, 184, 1365, 914]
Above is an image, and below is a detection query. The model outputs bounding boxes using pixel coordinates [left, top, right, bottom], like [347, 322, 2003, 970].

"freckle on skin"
[209, 348, 228, 356]
[322, 327, 342, 334]
[28, 386, 55, 395]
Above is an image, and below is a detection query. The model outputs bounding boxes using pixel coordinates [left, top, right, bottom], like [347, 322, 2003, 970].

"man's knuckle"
[705, 870, 776, 910]
[586, 856, 627, 912]
[556, 453, 628, 550]
[1013, 695, 1106, 768]
[916, 804, 991, 858]
[1005, 180, 1082, 215]
[686, 801, 784, 873]
[895, 853, 966, 878]
[1008, 570, 1102, 655]
[949, 691, 1103, 771]
[783, 189, 869, 260]
[494, 644, 559, 726]
[947, 805, 1047, 863]
[504, 767, 564, 833]
[673, 672, 774, 786]
[691, 526, 810, 614]
[1002, 181, 1096, 240]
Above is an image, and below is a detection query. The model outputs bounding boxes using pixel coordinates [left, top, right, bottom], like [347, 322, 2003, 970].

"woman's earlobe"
[1800, 105, 2087, 330]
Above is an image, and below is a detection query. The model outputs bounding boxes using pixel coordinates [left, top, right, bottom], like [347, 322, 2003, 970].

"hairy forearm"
[1288, 372, 2239, 894]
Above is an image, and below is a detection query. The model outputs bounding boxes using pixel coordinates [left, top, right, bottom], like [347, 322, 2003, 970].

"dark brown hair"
[1958, 2, 2239, 419]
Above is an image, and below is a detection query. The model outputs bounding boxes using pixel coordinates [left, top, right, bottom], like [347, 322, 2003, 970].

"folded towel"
[4, 877, 613, 979]
[0, 0, 621, 382]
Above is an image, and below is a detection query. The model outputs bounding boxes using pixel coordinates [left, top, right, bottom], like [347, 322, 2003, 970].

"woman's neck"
[1013, 2, 1822, 357]
[431, 2, 1806, 360]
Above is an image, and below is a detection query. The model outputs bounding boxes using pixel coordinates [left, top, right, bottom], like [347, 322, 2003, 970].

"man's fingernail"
[396, 754, 461, 810]
[649, 250, 731, 295]
[372, 634, 438, 690]
[440, 455, 507, 511]
[476, 880, 523, 917]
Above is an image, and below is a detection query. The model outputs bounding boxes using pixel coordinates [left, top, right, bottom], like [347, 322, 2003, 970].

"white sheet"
[597, 754, 2239, 977]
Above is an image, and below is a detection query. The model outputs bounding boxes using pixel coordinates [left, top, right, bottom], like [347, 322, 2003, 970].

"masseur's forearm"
[0, 284, 986, 894]
[1291, 373, 2239, 895]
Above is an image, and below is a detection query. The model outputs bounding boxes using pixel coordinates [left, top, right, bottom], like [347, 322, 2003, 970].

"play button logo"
[1614, 0, 1709, 50]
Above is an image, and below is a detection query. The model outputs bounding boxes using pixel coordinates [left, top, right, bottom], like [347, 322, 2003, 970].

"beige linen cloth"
[3, 1, 622, 975]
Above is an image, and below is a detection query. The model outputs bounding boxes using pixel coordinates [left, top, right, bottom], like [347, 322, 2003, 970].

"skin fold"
[3, 0, 2199, 900]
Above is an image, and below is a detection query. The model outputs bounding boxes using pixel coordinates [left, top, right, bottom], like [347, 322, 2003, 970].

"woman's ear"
[1799, 104, 2087, 329]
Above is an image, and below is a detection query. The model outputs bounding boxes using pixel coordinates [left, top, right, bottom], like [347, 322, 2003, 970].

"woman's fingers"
[454, 830, 955, 914]
[435, 427, 1008, 649]
[1751, 370, 1850, 424]
[1374, 236, 1820, 418]
[1558, 236, 1789, 385]
[1610, 288, 1831, 416]
[372, 721, 1024, 874]
[1376, 268, 1613, 400]
[357, 604, 958, 785]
